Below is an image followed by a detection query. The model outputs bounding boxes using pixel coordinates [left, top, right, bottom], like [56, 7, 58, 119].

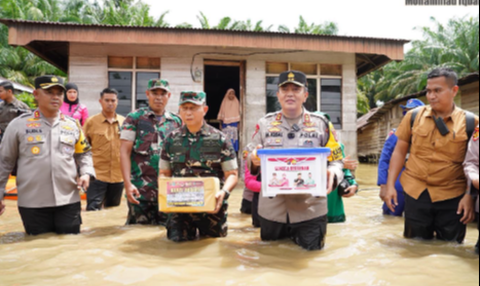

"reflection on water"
[0, 165, 478, 286]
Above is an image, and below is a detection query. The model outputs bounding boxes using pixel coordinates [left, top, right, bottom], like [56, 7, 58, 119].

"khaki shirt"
[396, 106, 479, 202]
[0, 110, 95, 208]
[84, 113, 125, 183]
[0, 98, 31, 141]
[248, 110, 344, 224]
[463, 125, 479, 212]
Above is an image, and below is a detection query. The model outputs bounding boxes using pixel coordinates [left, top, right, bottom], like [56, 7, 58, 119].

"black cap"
[35, 75, 66, 90]
[279, 71, 307, 87]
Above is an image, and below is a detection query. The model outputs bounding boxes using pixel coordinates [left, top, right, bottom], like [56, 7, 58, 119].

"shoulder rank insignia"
[269, 127, 281, 133]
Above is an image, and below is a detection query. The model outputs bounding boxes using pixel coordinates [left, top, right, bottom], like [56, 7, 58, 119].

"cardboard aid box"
[158, 177, 220, 213]
[256, 148, 331, 198]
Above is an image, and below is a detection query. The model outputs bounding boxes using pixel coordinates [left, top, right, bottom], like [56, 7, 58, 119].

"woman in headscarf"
[218, 89, 241, 152]
[60, 83, 89, 126]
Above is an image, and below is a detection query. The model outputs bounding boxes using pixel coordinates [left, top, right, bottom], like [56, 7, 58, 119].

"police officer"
[0, 81, 31, 143]
[0, 76, 95, 235]
[120, 79, 182, 226]
[248, 71, 344, 251]
[159, 91, 239, 242]
[464, 125, 479, 254]
[378, 99, 425, 216]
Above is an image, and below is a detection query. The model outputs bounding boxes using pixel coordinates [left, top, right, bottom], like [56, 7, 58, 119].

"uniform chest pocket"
[24, 135, 46, 157]
[134, 131, 159, 155]
[60, 135, 76, 156]
[443, 134, 468, 163]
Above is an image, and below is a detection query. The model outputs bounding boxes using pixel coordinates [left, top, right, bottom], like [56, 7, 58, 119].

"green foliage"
[16, 92, 37, 109]
[359, 15, 480, 113]
[278, 16, 339, 35]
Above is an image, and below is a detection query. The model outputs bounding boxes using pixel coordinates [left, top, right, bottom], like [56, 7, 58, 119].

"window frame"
[266, 63, 343, 127]
[108, 56, 161, 112]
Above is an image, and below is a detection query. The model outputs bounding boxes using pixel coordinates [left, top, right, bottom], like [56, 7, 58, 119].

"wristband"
[222, 189, 231, 200]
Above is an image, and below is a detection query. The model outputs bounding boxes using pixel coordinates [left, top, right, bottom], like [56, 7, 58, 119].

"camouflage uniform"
[120, 80, 182, 226]
[160, 91, 238, 242]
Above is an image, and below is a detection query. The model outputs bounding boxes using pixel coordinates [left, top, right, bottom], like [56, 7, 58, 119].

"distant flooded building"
[0, 19, 409, 157]
[357, 72, 479, 162]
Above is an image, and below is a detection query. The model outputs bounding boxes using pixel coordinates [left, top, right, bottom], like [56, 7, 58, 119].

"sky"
[143, 0, 478, 50]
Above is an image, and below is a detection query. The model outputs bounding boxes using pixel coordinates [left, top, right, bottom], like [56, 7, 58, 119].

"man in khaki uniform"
[84, 88, 125, 211]
[249, 71, 344, 251]
[464, 125, 479, 254]
[385, 68, 479, 244]
[0, 76, 95, 235]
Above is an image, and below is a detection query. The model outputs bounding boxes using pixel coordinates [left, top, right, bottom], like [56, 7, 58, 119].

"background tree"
[279, 16, 339, 35]
[359, 15, 479, 114]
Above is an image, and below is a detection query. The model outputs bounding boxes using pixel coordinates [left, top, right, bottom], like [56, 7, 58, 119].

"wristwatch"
[221, 189, 231, 200]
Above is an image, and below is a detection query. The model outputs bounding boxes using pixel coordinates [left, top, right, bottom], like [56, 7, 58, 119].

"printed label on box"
[167, 181, 205, 207]
[263, 156, 326, 197]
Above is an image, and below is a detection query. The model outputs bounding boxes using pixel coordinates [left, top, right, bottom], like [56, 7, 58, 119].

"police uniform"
[120, 79, 182, 226]
[0, 76, 95, 235]
[160, 91, 238, 242]
[463, 125, 479, 254]
[248, 71, 344, 251]
[0, 96, 31, 143]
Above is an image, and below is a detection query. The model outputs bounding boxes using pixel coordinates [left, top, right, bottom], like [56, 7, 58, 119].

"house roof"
[0, 19, 409, 75]
[0, 77, 34, 93]
[357, 72, 479, 131]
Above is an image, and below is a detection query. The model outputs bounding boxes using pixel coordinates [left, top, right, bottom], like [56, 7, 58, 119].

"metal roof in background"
[0, 77, 34, 94]
[0, 19, 410, 43]
[357, 72, 480, 130]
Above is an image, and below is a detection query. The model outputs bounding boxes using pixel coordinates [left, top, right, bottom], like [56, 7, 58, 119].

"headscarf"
[64, 83, 79, 105]
[217, 89, 241, 124]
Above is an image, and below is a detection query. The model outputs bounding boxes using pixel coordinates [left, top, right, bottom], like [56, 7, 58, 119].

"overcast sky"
[143, 0, 478, 49]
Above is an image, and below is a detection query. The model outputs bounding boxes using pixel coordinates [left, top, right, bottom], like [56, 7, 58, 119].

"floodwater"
[0, 164, 478, 286]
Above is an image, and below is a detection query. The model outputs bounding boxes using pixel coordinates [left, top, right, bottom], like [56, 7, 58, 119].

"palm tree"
[371, 15, 479, 104]
[278, 16, 339, 35]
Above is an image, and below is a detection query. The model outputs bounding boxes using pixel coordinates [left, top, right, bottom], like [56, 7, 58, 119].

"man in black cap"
[247, 71, 344, 251]
[0, 75, 95, 235]
[0, 81, 31, 143]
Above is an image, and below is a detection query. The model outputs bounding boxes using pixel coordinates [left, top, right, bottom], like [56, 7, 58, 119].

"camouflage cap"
[179, 91, 207, 106]
[148, 79, 170, 92]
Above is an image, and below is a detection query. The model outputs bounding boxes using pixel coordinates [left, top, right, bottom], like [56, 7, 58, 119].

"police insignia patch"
[27, 123, 41, 128]
[269, 127, 281, 133]
[303, 128, 316, 133]
[31, 146, 41, 155]
[474, 127, 479, 142]
[271, 121, 282, 126]
[27, 136, 34, 143]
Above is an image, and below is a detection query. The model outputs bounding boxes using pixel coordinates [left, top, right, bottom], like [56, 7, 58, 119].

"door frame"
[204, 60, 246, 152]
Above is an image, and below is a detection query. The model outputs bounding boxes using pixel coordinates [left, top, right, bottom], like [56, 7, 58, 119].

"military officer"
[120, 79, 182, 226]
[0, 81, 31, 143]
[248, 71, 344, 251]
[0, 75, 95, 235]
[159, 91, 239, 242]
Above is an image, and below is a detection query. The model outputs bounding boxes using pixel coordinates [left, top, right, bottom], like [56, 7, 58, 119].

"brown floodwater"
[0, 164, 478, 286]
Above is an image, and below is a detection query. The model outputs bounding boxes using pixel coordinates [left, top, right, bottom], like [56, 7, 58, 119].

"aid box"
[256, 148, 331, 198]
[158, 177, 219, 213]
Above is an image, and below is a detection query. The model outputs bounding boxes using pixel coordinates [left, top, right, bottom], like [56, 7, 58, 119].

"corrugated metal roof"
[0, 19, 410, 43]
[356, 72, 480, 130]
[0, 77, 34, 93]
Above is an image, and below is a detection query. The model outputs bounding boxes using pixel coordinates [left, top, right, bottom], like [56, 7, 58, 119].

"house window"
[108, 56, 161, 116]
[265, 63, 343, 129]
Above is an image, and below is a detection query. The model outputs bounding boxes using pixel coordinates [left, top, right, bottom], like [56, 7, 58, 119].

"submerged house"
[357, 72, 479, 162]
[0, 19, 409, 157]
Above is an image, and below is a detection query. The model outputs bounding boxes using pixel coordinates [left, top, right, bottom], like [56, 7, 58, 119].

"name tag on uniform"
[267, 138, 283, 146]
